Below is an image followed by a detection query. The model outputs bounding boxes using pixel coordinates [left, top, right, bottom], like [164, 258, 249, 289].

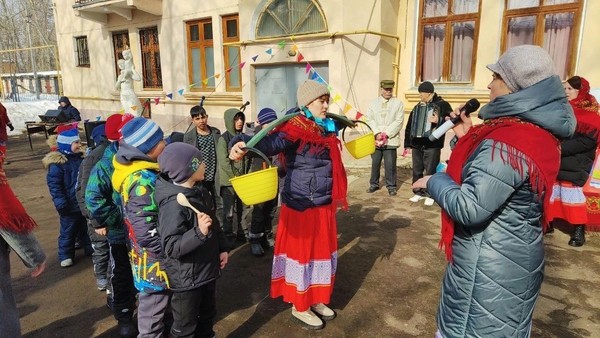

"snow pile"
[3, 100, 58, 136]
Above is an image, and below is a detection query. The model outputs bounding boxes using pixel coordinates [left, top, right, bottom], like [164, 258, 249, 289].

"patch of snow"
[2, 100, 59, 136]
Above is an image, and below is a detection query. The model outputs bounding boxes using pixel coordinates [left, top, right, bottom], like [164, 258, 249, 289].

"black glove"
[7, 123, 14, 131]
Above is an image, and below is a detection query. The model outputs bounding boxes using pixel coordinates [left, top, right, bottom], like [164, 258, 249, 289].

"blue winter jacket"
[427, 76, 575, 338]
[232, 115, 334, 211]
[43, 151, 84, 215]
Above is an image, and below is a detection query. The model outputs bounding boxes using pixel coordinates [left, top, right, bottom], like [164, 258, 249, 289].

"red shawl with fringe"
[0, 158, 38, 234]
[441, 117, 560, 261]
[569, 77, 600, 140]
[274, 115, 348, 211]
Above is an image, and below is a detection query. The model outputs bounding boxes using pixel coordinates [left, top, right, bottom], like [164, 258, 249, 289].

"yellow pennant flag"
[215, 73, 221, 79]
[333, 94, 342, 103]
[343, 103, 352, 114]
[188, 83, 196, 90]
[202, 78, 209, 86]
[131, 106, 137, 112]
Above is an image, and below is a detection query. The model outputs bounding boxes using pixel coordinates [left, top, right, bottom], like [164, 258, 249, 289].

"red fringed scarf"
[274, 115, 348, 210]
[441, 117, 560, 261]
[569, 77, 600, 141]
[0, 157, 38, 234]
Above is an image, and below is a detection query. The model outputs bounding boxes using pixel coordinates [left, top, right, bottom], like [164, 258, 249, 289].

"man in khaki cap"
[364, 80, 404, 196]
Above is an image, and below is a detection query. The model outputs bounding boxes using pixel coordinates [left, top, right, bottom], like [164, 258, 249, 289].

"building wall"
[54, 0, 398, 134]
[396, 0, 600, 113]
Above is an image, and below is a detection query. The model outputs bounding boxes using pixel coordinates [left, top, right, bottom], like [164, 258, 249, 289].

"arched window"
[256, 0, 327, 38]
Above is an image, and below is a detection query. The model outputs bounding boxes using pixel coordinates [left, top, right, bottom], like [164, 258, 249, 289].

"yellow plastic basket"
[229, 148, 279, 206]
[342, 120, 375, 159]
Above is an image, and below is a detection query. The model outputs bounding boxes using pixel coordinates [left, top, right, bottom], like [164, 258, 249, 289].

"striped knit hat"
[121, 117, 164, 154]
[257, 108, 278, 125]
[57, 128, 80, 154]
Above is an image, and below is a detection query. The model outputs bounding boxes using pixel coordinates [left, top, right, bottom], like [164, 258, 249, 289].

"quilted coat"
[427, 76, 575, 338]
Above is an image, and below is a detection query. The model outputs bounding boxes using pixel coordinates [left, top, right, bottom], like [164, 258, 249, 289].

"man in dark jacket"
[404, 81, 452, 206]
[183, 105, 222, 223]
[58, 96, 82, 122]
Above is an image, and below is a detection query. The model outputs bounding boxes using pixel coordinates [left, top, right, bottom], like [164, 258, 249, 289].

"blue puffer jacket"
[427, 76, 575, 338]
[233, 115, 334, 211]
[43, 151, 84, 215]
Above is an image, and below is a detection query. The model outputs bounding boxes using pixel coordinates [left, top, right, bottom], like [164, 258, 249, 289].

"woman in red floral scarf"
[554, 75, 600, 246]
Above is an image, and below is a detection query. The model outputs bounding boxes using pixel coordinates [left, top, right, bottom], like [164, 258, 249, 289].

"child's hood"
[42, 151, 67, 168]
[155, 175, 194, 207]
[223, 108, 245, 134]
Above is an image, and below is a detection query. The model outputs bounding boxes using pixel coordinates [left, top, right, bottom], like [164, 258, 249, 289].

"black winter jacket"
[155, 176, 228, 291]
[76, 140, 109, 224]
[557, 132, 597, 186]
[404, 93, 453, 149]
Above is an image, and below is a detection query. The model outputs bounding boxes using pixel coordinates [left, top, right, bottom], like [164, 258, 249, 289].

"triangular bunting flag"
[154, 97, 160, 105]
[343, 103, 352, 114]
[291, 45, 298, 52]
[305, 63, 312, 74]
[310, 72, 319, 81]
[131, 105, 138, 112]
[297, 53, 304, 62]
[266, 48, 273, 55]
[202, 78, 209, 86]
[315, 77, 326, 85]
[188, 83, 195, 90]
[333, 94, 342, 103]
[239, 62, 246, 69]
[355, 111, 364, 119]
[119, 108, 125, 113]
[178, 89, 184, 96]
[226, 68, 232, 73]
[327, 85, 333, 91]
[215, 73, 220, 79]
[166, 93, 173, 100]
[252, 55, 259, 62]
[278, 40, 286, 49]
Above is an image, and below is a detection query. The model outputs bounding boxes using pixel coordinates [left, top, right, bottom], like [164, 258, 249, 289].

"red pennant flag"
[355, 111, 363, 119]
[239, 62, 246, 69]
[226, 67, 232, 73]
[154, 97, 160, 105]
[297, 53, 304, 62]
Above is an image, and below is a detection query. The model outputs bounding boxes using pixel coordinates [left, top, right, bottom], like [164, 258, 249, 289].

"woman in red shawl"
[554, 76, 600, 245]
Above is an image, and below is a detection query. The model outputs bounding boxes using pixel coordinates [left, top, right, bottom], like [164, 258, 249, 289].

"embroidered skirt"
[547, 181, 588, 225]
[270, 203, 338, 312]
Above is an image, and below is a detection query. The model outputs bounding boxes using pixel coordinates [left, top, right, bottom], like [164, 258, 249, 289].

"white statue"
[115, 48, 142, 116]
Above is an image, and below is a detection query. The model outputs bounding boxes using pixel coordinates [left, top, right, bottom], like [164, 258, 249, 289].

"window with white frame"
[256, 0, 327, 38]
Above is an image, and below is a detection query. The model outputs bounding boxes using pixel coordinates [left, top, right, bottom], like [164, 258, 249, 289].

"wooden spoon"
[176, 193, 201, 214]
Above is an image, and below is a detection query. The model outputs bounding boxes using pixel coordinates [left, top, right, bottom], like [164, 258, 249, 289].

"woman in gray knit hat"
[229, 80, 348, 330]
[414, 45, 575, 337]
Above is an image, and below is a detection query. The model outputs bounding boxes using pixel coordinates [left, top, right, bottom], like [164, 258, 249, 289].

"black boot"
[545, 222, 555, 234]
[568, 225, 586, 247]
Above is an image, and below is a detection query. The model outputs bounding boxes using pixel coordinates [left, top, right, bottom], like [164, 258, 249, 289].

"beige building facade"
[53, 0, 599, 137]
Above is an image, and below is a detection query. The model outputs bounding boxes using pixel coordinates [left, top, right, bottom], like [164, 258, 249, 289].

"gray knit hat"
[297, 80, 329, 107]
[158, 143, 204, 184]
[486, 45, 556, 93]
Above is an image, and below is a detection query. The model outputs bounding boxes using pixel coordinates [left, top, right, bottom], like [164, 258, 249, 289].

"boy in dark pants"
[86, 114, 137, 337]
[156, 142, 229, 337]
[248, 108, 279, 257]
[217, 108, 251, 248]
[112, 117, 171, 337]
[43, 128, 92, 267]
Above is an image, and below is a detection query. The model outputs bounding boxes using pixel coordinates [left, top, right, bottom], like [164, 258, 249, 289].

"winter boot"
[568, 225, 586, 247]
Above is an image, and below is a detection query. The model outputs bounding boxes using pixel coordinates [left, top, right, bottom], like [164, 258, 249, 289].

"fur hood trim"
[42, 151, 67, 168]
